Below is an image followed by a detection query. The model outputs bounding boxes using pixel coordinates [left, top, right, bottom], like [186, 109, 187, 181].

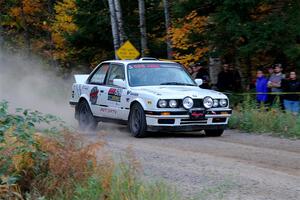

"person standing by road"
[255, 69, 268, 104]
[217, 63, 233, 91]
[189, 62, 210, 89]
[282, 71, 300, 115]
[267, 64, 285, 106]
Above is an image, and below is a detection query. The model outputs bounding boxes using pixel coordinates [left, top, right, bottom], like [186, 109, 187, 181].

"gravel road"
[84, 124, 300, 200]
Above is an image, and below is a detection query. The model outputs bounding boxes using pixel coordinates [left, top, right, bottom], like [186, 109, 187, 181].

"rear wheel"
[204, 129, 224, 137]
[128, 103, 147, 138]
[78, 100, 97, 131]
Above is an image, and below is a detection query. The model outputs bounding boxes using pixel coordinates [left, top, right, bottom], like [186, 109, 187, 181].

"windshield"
[128, 63, 196, 87]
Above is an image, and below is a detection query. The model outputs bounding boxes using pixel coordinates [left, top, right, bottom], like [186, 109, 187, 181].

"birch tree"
[114, 0, 125, 45]
[138, 0, 148, 57]
[108, 0, 120, 59]
[163, 0, 172, 59]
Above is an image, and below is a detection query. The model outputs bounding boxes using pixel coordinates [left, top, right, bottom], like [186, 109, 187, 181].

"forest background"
[1, 0, 300, 88]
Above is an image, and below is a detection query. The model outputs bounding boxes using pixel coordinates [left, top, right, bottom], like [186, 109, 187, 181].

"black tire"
[204, 129, 224, 137]
[128, 103, 147, 138]
[78, 100, 97, 131]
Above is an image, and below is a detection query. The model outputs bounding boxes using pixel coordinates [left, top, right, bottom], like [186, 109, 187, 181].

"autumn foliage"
[169, 11, 209, 66]
[51, 0, 78, 61]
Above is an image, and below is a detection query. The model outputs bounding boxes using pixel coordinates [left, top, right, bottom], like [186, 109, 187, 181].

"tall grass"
[229, 95, 300, 139]
[0, 101, 181, 200]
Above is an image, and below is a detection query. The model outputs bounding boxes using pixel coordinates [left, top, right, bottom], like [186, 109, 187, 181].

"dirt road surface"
[84, 125, 300, 200]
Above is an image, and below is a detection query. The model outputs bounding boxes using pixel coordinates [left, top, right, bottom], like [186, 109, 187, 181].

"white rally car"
[70, 58, 232, 137]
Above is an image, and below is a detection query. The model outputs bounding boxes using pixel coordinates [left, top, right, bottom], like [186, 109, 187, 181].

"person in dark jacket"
[217, 63, 233, 91]
[255, 69, 268, 104]
[282, 71, 300, 115]
[191, 62, 211, 89]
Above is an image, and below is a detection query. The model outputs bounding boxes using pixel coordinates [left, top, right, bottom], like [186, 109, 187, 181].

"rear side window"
[89, 64, 109, 84]
[106, 64, 125, 86]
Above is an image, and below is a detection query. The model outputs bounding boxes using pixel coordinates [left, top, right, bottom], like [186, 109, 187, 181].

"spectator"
[192, 62, 210, 89]
[187, 66, 193, 75]
[267, 64, 285, 106]
[216, 63, 234, 91]
[282, 71, 300, 115]
[193, 62, 210, 89]
[255, 69, 268, 104]
[266, 66, 274, 78]
[229, 64, 242, 91]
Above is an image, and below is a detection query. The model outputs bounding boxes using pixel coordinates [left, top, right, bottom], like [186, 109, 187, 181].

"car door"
[87, 63, 110, 117]
[102, 63, 128, 119]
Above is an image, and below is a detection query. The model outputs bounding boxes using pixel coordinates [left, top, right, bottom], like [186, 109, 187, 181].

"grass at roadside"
[0, 101, 181, 200]
[228, 95, 300, 139]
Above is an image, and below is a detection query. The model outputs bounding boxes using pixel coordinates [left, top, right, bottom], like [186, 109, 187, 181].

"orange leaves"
[9, 0, 44, 28]
[51, 0, 78, 61]
[169, 11, 209, 66]
[250, 3, 272, 21]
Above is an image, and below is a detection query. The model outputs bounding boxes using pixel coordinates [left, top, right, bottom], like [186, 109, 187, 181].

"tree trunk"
[138, 0, 148, 57]
[163, 0, 172, 59]
[47, 0, 58, 69]
[114, 0, 126, 45]
[108, 0, 120, 59]
[20, 0, 31, 56]
[0, 25, 4, 50]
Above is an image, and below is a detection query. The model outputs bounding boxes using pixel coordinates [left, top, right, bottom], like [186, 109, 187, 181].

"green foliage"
[0, 101, 182, 199]
[0, 100, 64, 185]
[229, 95, 300, 138]
[70, 0, 113, 64]
[107, 161, 180, 200]
[73, 176, 103, 200]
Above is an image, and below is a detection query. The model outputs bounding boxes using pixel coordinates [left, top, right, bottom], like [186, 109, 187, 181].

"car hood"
[134, 86, 228, 99]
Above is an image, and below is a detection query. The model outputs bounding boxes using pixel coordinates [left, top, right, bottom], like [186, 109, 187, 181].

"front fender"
[130, 97, 148, 110]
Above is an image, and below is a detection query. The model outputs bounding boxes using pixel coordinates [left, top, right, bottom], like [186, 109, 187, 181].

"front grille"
[193, 99, 203, 108]
[180, 118, 207, 125]
[177, 99, 203, 109]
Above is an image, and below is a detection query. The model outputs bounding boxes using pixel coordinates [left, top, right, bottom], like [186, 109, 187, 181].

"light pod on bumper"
[183, 97, 194, 109]
[203, 97, 213, 109]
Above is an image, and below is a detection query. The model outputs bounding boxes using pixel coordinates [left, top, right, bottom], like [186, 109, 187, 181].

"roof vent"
[139, 57, 158, 61]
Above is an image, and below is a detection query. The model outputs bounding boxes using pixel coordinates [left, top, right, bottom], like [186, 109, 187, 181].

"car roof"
[101, 59, 177, 65]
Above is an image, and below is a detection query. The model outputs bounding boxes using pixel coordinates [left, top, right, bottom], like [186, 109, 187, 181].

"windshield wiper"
[160, 82, 195, 86]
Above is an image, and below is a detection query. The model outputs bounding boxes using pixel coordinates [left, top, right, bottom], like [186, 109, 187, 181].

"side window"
[89, 64, 109, 84]
[106, 64, 125, 86]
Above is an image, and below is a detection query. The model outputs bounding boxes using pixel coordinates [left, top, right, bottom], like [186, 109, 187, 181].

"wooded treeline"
[1, 0, 300, 76]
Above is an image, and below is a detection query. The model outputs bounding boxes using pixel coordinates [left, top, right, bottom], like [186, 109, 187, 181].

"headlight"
[158, 100, 167, 108]
[213, 99, 219, 107]
[183, 97, 194, 109]
[169, 100, 177, 108]
[219, 99, 228, 107]
[203, 97, 213, 109]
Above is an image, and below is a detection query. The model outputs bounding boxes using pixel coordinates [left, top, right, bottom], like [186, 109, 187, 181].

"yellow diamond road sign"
[116, 40, 140, 60]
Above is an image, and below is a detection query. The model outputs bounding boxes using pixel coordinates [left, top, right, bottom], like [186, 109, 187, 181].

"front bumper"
[145, 108, 231, 131]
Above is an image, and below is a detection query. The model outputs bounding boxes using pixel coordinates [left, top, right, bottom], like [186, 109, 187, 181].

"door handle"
[100, 90, 104, 93]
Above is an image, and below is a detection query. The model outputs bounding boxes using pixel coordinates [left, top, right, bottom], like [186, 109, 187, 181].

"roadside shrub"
[229, 95, 300, 139]
[0, 100, 64, 196]
[1, 101, 181, 200]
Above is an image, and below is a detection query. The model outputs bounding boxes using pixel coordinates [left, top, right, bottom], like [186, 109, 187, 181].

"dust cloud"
[0, 50, 78, 127]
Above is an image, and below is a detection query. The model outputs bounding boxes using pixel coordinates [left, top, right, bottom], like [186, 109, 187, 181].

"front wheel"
[204, 129, 224, 137]
[78, 100, 97, 131]
[128, 103, 147, 138]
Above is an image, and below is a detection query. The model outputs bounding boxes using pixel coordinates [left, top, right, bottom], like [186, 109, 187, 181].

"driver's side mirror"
[113, 79, 126, 88]
[195, 79, 203, 86]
